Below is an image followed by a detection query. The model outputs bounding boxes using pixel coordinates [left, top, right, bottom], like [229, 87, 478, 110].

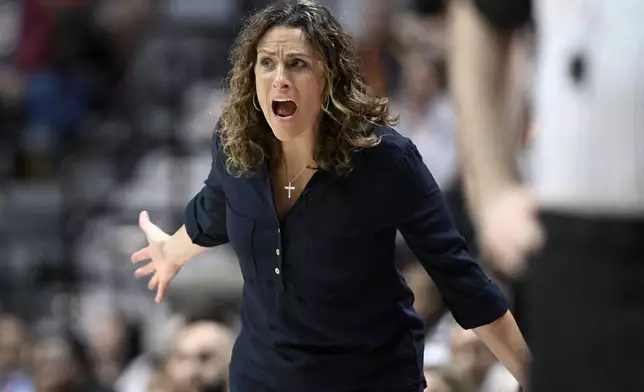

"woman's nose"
[272, 65, 291, 90]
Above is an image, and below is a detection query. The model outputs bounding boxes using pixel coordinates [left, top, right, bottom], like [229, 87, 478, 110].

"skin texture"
[254, 26, 326, 145]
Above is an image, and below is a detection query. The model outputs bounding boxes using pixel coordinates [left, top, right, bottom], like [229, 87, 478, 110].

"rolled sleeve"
[184, 126, 228, 247]
[395, 139, 509, 329]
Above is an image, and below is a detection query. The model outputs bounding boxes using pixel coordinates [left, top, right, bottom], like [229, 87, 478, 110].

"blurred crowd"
[0, 0, 528, 391]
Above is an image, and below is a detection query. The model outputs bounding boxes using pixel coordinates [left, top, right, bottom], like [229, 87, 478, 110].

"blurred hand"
[477, 187, 545, 277]
[132, 211, 181, 302]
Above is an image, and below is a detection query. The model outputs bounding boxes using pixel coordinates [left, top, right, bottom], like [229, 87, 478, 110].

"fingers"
[482, 241, 523, 278]
[498, 250, 526, 278]
[147, 274, 166, 303]
[131, 247, 150, 263]
[134, 263, 155, 278]
[138, 210, 170, 242]
[156, 280, 167, 303]
[526, 220, 546, 252]
[484, 220, 544, 278]
[148, 273, 159, 290]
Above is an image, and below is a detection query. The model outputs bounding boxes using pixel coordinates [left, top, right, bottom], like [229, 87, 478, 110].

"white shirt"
[531, 0, 644, 216]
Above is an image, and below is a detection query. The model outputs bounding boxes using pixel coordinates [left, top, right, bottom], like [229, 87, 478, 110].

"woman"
[131, 1, 528, 391]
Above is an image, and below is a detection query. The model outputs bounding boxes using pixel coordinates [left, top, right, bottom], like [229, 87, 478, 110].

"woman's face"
[254, 26, 326, 142]
[404, 53, 438, 104]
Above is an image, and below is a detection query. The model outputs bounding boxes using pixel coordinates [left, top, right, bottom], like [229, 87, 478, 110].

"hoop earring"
[253, 95, 261, 111]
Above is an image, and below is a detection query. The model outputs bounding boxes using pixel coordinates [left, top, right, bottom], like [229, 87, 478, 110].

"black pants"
[515, 212, 644, 391]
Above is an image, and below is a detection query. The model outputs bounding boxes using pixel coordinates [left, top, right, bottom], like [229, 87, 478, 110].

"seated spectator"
[145, 355, 171, 392]
[32, 332, 111, 392]
[0, 314, 34, 392]
[165, 320, 235, 392]
[87, 312, 140, 389]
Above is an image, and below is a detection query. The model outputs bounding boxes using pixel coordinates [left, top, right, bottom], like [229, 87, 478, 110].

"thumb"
[139, 210, 162, 240]
[139, 210, 151, 231]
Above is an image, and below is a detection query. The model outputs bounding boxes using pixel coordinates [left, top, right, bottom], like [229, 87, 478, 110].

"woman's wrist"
[163, 225, 204, 267]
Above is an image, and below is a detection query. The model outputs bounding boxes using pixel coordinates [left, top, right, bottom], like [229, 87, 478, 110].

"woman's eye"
[261, 58, 273, 67]
[292, 59, 306, 68]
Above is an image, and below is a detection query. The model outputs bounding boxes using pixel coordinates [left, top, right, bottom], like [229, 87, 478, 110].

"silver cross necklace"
[284, 163, 312, 199]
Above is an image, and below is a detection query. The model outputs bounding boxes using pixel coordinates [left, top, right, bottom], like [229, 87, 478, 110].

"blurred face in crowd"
[362, 0, 393, 40]
[166, 322, 234, 392]
[147, 366, 172, 392]
[450, 328, 496, 386]
[254, 26, 326, 143]
[89, 314, 125, 361]
[32, 338, 77, 392]
[0, 315, 28, 376]
[403, 52, 439, 106]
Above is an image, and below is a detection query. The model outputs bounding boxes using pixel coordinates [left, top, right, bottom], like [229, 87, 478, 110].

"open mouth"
[272, 99, 297, 118]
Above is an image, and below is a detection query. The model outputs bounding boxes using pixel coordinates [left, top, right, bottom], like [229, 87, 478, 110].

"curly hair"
[219, 0, 398, 176]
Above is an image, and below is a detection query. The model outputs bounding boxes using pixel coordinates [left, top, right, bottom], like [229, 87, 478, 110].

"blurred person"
[0, 0, 25, 181]
[450, 327, 518, 392]
[393, 0, 449, 57]
[0, 314, 34, 392]
[17, 0, 125, 177]
[450, 0, 644, 391]
[96, 0, 151, 62]
[424, 365, 474, 392]
[400, 262, 444, 328]
[144, 354, 171, 392]
[130, 1, 527, 391]
[165, 320, 234, 392]
[32, 333, 111, 392]
[115, 314, 186, 392]
[87, 313, 140, 389]
[350, 0, 402, 96]
[394, 51, 457, 192]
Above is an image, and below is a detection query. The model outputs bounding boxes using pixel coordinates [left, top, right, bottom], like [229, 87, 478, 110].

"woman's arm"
[183, 124, 229, 248]
[163, 225, 207, 266]
[474, 310, 529, 386]
[393, 139, 529, 386]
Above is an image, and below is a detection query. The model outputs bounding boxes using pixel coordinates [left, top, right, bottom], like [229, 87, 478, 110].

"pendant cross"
[285, 182, 295, 199]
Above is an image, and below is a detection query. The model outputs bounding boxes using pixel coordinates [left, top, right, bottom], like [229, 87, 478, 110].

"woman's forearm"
[163, 225, 207, 266]
[474, 311, 530, 387]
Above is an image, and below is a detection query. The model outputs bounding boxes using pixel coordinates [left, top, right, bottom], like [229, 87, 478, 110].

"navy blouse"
[184, 124, 508, 392]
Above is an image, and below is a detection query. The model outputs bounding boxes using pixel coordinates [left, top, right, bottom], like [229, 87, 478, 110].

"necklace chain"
[283, 162, 314, 199]
[288, 165, 309, 183]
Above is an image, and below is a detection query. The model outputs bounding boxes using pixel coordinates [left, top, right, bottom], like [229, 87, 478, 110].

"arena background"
[0, 1, 528, 391]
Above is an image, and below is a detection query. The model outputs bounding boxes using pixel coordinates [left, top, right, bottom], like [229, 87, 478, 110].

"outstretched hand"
[131, 211, 181, 303]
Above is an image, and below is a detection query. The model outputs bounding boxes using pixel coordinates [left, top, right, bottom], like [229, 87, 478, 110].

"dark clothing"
[526, 213, 644, 392]
[473, 0, 532, 30]
[185, 125, 508, 392]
